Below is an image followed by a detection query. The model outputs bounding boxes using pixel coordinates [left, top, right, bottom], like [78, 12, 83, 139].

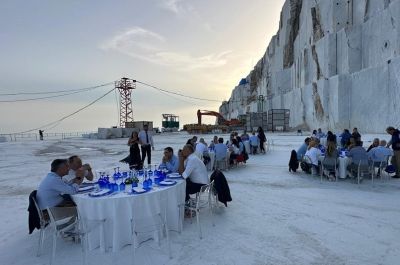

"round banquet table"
[72, 179, 185, 252]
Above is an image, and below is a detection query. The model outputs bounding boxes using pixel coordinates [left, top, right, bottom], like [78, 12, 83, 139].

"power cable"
[10, 87, 116, 134]
[135, 80, 222, 103]
[0, 81, 115, 96]
[0, 82, 114, 103]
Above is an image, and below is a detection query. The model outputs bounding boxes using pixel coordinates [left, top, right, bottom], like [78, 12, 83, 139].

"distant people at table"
[138, 124, 154, 165]
[178, 144, 209, 201]
[209, 135, 218, 149]
[229, 138, 240, 165]
[257, 127, 266, 154]
[159, 147, 179, 173]
[326, 131, 337, 144]
[304, 139, 321, 174]
[321, 141, 338, 181]
[288, 150, 299, 172]
[352, 127, 361, 142]
[297, 137, 311, 160]
[311, 129, 318, 139]
[367, 138, 380, 152]
[316, 128, 326, 139]
[346, 140, 369, 176]
[249, 132, 259, 154]
[196, 138, 210, 165]
[214, 138, 228, 161]
[386, 126, 400, 178]
[340, 129, 352, 147]
[120, 131, 143, 170]
[368, 139, 393, 168]
[63, 155, 94, 184]
[37, 159, 82, 210]
[241, 131, 250, 142]
[347, 136, 356, 150]
[186, 136, 198, 147]
[236, 136, 248, 162]
[38, 130, 44, 140]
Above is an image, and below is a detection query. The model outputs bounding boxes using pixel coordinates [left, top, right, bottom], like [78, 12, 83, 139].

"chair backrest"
[31, 193, 47, 227]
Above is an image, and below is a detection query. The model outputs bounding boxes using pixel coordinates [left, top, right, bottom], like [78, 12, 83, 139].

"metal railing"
[0, 131, 97, 142]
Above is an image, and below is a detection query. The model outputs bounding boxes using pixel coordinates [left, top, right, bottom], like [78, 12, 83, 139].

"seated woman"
[322, 141, 338, 181]
[304, 139, 321, 175]
[229, 138, 240, 165]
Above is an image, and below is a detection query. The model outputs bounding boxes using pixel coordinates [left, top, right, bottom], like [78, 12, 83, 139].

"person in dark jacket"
[209, 169, 232, 207]
[340, 129, 352, 147]
[257, 127, 266, 154]
[386, 126, 400, 178]
[28, 190, 41, 234]
[352, 127, 361, 142]
[288, 150, 299, 172]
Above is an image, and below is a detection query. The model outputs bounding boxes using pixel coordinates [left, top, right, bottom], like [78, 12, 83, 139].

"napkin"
[89, 189, 110, 196]
[79, 186, 94, 192]
[132, 187, 146, 193]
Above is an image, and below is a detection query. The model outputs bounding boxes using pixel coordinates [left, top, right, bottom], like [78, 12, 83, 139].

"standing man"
[386, 126, 400, 178]
[138, 124, 154, 165]
[39, 130, 44, 140]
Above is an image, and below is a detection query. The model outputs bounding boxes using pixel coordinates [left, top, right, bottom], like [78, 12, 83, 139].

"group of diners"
[289, 126, 400, 181]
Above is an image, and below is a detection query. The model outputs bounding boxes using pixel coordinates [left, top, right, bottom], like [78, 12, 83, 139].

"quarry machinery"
[196, 109, 242, 126]
[183, 109, 243, 134]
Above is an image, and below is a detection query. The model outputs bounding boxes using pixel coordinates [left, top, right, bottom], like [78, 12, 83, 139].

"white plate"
[167, 173, 182, 179]
[159, 180, 177, 186]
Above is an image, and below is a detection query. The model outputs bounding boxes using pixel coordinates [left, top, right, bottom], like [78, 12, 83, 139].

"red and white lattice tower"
[115, 77, 136, 127]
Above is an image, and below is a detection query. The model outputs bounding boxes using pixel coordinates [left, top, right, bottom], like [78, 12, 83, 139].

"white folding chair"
[320, 158, 338, 182]
[356, 160, 371, 184]
[130, 192, 171, 264]
[31, 194, 49, 257]
[46, 207, 78, 265]
[185, 181, 215, 239]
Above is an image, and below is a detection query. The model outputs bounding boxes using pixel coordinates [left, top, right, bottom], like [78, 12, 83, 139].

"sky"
[0, 0, 285, 134]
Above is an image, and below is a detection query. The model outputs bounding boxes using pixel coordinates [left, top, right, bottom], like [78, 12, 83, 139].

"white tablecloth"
[72, 180, 185, 252]
[319, 156, 351, 179]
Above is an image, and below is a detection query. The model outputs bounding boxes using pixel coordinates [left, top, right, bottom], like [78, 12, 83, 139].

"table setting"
[71, 165, 186, 252]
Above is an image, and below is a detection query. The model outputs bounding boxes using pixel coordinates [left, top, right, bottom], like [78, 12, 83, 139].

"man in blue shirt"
[297, 137, 310, 160]
[214, 138, 228, 161]
[159, 147, 179, 173]
[37, 159, 83, 210]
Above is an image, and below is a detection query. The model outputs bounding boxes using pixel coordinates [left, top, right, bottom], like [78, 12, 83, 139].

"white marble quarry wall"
[220, 0, 400, 133]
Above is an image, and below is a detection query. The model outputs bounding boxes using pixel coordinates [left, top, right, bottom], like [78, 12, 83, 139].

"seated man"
[178, 144, 209, 201]
[37, 159, 83, 210]
[249, 132, 259, 155]
[196, 138, 210, 165]
[367, 138, 380, 152]
[368, 140, 393, 168]
[297, 137, 310, 160]
[159, 147, 179, 173]
[63, 155, 94, 184]
[346, 140, 369, 177]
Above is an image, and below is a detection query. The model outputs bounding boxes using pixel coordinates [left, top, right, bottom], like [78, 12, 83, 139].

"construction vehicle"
[183, 110, 243, 134]
[197, 110, 242, 126]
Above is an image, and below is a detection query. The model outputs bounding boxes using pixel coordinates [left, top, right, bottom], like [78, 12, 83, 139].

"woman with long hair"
[120, 131, 143, 170]
[322, 141, 338, 180]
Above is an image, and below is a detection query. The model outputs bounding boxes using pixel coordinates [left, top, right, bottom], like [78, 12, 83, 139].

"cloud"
[100, 27, 231, 71]
[159, 0, 188, 14]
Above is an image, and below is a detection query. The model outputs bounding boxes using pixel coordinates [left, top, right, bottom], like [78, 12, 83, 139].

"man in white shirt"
[178, 144, 209, 201]
[37, 159, 83, 210]
[63, 155, 94, 184]
[138, 124, 154, 165]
